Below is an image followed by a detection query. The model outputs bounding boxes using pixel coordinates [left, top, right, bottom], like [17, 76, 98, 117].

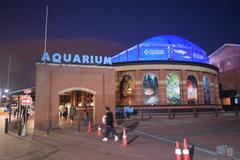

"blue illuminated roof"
[112, 35, 209, 64]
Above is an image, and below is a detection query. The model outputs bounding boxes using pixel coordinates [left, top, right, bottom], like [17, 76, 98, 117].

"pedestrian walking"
[70, 105, 77, 125]
[14, 107, 18, 118]
[102, 107, 119, 142]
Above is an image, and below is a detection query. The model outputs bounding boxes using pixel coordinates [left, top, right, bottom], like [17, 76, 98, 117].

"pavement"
[0, 112, 240, 160]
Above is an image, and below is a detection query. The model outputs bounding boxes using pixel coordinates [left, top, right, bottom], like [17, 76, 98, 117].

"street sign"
[21, 96, 32, 106]
[24, 89, 31, 94]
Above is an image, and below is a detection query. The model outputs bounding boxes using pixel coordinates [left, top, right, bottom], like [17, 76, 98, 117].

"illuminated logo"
[193, 53, 204, 60]
[183, 56, 191, 59]
[173, 49, 187, 55]
[143, 49, 164, 55]
[41, 52, 112, 65]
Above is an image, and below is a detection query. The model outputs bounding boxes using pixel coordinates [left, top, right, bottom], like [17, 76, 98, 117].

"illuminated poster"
[187, 75, 198, 104]
[120, 75, 134, 97]
[143, 73, 159, 105]
[203, 75, 210, 104]
[166, 73, 181, 105]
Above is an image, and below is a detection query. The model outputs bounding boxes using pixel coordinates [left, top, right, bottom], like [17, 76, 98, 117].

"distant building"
[209, 44, 240, 108]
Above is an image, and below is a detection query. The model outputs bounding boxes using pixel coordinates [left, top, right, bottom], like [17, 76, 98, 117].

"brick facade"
[115, 63, 220, 106]
[35, 63, 115, 130]
[35, 62, 220, 130]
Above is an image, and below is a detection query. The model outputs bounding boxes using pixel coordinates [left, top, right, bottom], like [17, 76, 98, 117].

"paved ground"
[0, 112, 240, 160]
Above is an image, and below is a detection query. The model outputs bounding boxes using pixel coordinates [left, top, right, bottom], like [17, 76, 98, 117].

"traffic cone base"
[182, 149, 189, 155]
[175, 141, 182, 160]
[97, 124, 102, 136]
[88, 121, 92, 133]
[182, 138, 190, 160]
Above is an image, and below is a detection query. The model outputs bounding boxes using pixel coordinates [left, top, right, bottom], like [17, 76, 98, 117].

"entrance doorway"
[59, 88, 95, 128]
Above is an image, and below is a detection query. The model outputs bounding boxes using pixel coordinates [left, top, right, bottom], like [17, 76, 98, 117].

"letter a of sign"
[41, 52, 51, 62]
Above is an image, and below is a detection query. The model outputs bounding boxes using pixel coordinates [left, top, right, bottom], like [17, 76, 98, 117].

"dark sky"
[0, 0, 240, 91]
[1, 0, 240, 52]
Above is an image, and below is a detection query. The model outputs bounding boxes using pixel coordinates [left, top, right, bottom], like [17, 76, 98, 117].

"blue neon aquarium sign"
[41, 52, 112, 65]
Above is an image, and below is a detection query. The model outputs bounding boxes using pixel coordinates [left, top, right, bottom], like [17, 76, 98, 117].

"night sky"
[0, 0, 240, 91]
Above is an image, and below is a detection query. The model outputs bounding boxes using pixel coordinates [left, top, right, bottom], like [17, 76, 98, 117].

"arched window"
[203, 75, 211, 104]
[186, 74, 198, 104]
[120, 75, 134, 98]
[143, 73, 159, 105]
[166, 73, 181, 105]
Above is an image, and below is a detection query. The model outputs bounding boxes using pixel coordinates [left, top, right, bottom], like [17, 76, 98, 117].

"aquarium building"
[35, 35, 221, 130]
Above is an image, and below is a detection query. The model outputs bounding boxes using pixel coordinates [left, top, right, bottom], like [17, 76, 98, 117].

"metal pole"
[18, 118, 22, 136]
[8, 96, 12, 123]
[43, 5, 48, 62]
[21, 106, 28, 136]
[7, 54, 11, 90]
[6, 54, 12, 123]
[19, 102, 22, 118]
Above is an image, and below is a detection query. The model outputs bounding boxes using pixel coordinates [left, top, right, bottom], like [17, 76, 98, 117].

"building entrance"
[59, 89, 95, 128]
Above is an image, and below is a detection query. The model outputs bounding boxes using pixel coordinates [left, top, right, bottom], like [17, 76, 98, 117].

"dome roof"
[112, 35, 208, 64]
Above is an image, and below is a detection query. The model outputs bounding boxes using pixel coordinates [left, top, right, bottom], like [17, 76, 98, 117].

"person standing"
[102, 107, 119, 142]
[83, 106, 89, 125]
[63, 106, 68, 120]
[70, 105, 77, 125]
[22, 106, 29, 123]
[59, 104, 65, 119]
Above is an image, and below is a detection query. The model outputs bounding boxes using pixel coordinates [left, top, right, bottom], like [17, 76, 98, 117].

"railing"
[118, 104, 222, 120]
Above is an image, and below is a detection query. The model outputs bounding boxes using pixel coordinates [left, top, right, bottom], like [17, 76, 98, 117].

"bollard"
[215, 108, 218, 117]
[77, 116, 81, 132]
[189, 144, 195, 160]
[140, 109, 143, 120]
[5, 118, 8, 133]
[235, 106, 239, 116]
[18, 119, 22, 136]
[168, 109, 172, 119]
[193, 108, 198, 118]
[46, 118, 50, 135]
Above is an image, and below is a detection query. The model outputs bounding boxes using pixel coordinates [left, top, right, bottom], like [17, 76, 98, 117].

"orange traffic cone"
[175, 141, 182, 160]
[97, 124, 102, 136]
[122, 128, 127, 147]
[88, 121, 92, 133]
[182, 138, 190, 160]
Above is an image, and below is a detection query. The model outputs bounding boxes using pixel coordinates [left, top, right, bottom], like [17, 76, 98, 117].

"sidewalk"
[0, 113, 239, 160]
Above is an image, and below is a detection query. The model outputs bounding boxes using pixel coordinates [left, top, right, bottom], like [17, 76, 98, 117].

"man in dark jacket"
[102, 107, 119, 142]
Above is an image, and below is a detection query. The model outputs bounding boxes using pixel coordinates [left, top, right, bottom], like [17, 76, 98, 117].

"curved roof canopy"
[112, 35, 208, 64]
